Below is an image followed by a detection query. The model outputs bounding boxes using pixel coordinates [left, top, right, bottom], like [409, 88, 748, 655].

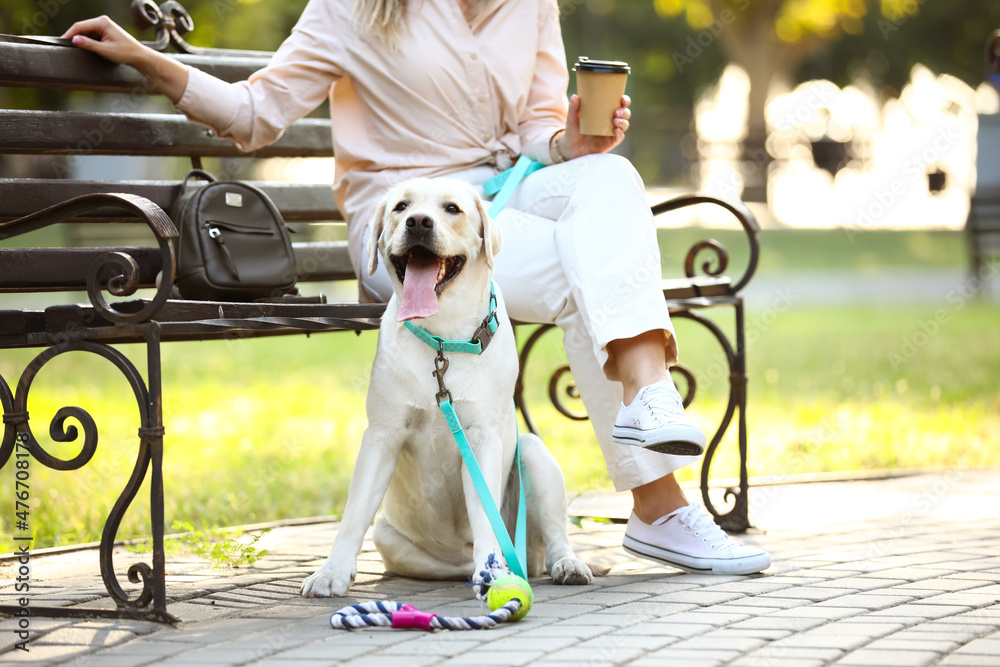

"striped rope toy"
[330, 600, 522, 631]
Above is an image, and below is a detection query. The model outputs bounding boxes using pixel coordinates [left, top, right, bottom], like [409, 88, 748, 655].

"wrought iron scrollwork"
[652, 193, 761, 294]
[130, 0, 272, 57]
[548, 366, 588, 421]
[684, 240, 729, 279]
[669, 363, 697, 409]
[0, 374, 15, 470]
[2, 339, 170, 617]
[132, 0, 197, 54]
[0, 193, 178, 325]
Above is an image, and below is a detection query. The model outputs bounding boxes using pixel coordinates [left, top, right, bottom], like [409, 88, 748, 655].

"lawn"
[1, 227, 997, 550]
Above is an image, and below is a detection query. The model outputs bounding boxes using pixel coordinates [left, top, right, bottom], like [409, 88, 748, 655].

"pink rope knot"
[391, 604, 437, 631]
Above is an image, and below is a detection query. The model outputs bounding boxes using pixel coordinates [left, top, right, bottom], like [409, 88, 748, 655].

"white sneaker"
[623, 503, 771, 575]
[613, 380, 706, 456]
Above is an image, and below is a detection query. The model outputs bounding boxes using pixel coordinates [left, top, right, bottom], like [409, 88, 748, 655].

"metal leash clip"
[433, 346, 452, 404]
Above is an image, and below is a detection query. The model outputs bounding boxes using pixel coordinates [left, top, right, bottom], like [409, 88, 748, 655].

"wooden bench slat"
[661, 276, 732, 299]
[0, 179, 341, 223]
[0, 242, 354, 292]
[0, 42, 269, 92]
[0, 110, 332, 157]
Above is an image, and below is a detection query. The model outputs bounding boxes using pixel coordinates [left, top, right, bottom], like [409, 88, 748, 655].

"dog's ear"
[366, 199, 388, 276]
[475, 194, 503, 270]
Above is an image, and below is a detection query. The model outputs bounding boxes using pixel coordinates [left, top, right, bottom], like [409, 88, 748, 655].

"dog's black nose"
[405, 214, 434, 230]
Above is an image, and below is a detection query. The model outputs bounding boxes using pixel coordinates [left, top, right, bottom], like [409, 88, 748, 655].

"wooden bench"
[0, 3, 761, 623]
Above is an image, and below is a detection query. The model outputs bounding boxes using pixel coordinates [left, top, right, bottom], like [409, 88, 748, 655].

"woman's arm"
[62, 16, 189, 104]
[517, 1, 631, 163]
[61, 2, 345, 154]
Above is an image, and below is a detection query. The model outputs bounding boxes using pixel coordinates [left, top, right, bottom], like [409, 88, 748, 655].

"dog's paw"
[300, 565, 355, 598]
[550, 556, 593, 585]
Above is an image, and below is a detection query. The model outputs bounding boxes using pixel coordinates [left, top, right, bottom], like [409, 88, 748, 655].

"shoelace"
[673, 503, 741, 551]
[640, 381, 686, 424]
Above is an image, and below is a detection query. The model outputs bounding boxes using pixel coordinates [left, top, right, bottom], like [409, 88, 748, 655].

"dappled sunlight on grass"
[1, 295, 997, 549]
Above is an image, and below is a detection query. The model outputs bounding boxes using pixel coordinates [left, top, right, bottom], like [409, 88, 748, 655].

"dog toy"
[486, 574, 533, 621]
[329, 554, 533, 631]
[329, 600, 524, 631]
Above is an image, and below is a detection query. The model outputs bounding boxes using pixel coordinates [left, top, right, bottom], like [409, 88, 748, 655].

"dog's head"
[366, 178, 502, 322]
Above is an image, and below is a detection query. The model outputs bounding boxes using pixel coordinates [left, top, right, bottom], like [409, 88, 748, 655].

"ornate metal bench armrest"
[651, 193, 762, 294]
[0, 193, 178, 324]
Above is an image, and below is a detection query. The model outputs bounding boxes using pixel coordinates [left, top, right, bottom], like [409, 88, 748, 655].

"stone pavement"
[1, 469, 999, 667]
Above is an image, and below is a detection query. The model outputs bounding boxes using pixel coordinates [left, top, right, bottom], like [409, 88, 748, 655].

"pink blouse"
[174, 0, 569, 272]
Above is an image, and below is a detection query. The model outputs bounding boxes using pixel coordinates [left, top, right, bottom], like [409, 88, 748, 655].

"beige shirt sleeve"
[174, 0, 345, 153]
[517, 0, 570, 165]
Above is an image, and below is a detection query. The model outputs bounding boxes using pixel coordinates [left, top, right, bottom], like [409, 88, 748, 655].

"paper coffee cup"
[573, 57, 630, 136]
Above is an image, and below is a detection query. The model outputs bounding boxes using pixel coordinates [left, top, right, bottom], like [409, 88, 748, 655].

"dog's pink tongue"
[396, 255, 441, 321]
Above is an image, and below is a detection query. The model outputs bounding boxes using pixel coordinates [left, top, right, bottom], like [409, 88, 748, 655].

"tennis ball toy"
[486, 574, 533, 621]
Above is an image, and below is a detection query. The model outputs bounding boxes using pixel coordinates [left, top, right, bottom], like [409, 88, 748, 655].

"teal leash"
[483, 155, 545, 218]
[404, 284, 526, 579]
[403, 155, 544, 580]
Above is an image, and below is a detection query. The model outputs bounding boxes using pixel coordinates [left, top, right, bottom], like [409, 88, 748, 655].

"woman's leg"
[496, 155, 769, 574]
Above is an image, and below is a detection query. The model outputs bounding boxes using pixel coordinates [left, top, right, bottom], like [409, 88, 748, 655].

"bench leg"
[0, 325, 176, 623]
[513, 312, 752, 534]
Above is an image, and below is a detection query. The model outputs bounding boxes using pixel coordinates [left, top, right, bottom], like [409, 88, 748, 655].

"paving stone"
[869, 603, 973, 619]
[913, 592, 1000, 608]
[766, 632, 870, 652]
[834, 648, 944, 666]
[667, 634, 768, 652]
[813, 577, 910, 591]
[759, 586, 855, 602]
[545, 590, 650, 606]
[0, 642, 93, 662]
[648, 610, 751, 627]
[635, 646, 743, 665]
[600, 581, 701, 595]
[727, 616, 827, 633]
[956, 637, 1000, 655]
[728, 657, 829, 667]
[697, 580, 797, 595]
[938, 655, 1000, 666]
[613, 620, 716, 639]
[647, 590, 746, 606]
[578, 633, 676, 651]
[29, 625, 137, 647]
[894, 579, 992, 593]
[865, 637, 960, 653]
[579, 601, 698, 617]
[740, 646, 846, 663]
[438, 648, 547, 665]
[530, 644, 650, 664]
[813, 593, 916, 610]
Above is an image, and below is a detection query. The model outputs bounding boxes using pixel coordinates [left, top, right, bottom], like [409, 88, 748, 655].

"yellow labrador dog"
[301, 178, 593, 597]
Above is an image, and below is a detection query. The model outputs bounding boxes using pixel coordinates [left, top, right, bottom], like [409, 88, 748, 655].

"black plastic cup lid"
[573, 57, 630, 74]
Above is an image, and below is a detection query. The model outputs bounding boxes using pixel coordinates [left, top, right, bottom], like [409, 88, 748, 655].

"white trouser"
[361, 153, 698, 491]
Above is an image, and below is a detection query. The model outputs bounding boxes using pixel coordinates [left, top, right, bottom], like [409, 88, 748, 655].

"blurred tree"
[651, 0, 1000, 198]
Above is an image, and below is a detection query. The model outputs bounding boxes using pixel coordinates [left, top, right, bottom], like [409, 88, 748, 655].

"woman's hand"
[61, 16, 189, 104]
[557, 94, 631, 160]
[61, 16, 147, 66]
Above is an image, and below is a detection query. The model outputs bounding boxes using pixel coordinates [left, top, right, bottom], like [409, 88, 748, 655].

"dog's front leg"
[301, 426, 400, 598]
[460, 426, 508, 576]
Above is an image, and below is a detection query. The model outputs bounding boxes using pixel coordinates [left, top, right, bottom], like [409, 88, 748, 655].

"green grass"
[656, 227, 967, 278]
[1, 229, 996, 550]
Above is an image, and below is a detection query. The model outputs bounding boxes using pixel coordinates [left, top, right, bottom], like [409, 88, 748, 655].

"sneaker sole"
[623, 534, 771, 575]
[612, 424, 707, 457]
